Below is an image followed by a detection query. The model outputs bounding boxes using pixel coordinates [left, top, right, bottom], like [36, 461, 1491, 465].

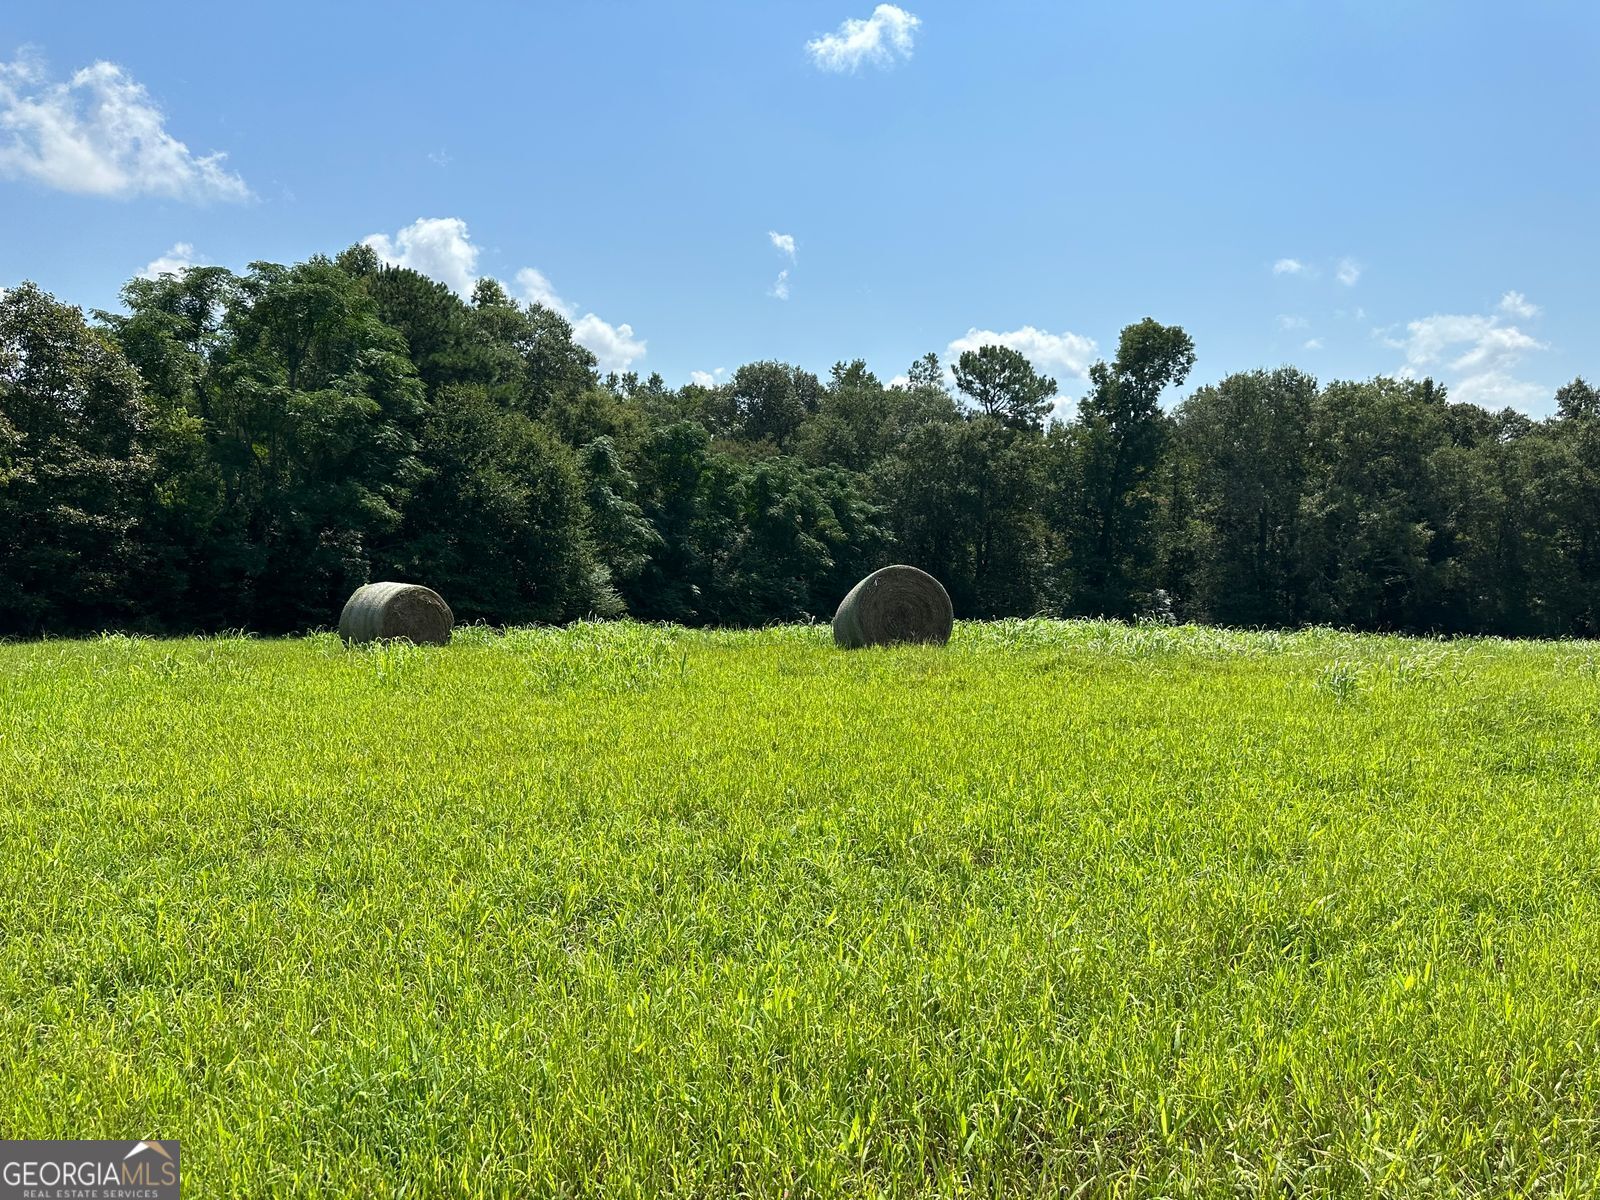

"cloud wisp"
[514, 265, 571, 316]
[1272, 255, 1361, 285]
[139, 242, 202, 279]
[1499, 290, 1540, 319]
[0, 50, 249, 201]
[1385, 298, 1547, 409]
[807, 5, 921, 72]
[511, 263, 645, 373]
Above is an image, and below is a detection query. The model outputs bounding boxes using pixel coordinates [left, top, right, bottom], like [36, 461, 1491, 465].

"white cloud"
[0, 51, 249, 201]
[946, 325, 1097, 380]
[1398, 314, 1542, 373]
[946, 325, 1098, 421]
[513, 265, 645, 372]
[364, 217, 479, 296]
[1498, 290, 1540, 319]
[770, 269, 791, 301]
[572, 313, 646, 374]
[1303, 338, 1323, 350]
[1336, 257, 1362, 286]
[768, 231, 796, 260]
[1272, 258, 1308, 276]
[1389, 309, 1549, 410]
[1445, 370, 1549, 409]
[1277, 314, 1309, 330]
[138, 241, 201, 279]
[514, 266, 574, 317]
[366, 215, 645, 373]
[887, 374, 910, 389]
[807, 5, 921, 72]
[689, 368, 726, 388]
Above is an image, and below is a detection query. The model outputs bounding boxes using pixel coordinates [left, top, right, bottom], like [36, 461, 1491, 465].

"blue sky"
[2, 1, 1596, 415]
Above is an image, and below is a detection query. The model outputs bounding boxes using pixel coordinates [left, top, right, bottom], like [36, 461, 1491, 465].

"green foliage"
[877, 417, 1045, 617]
[1175, 368, 1317, 625]
[357, 262, 481, 396]
[203, 258, 428, 630]
[2, 248, 1597, 638]
[388, 384, 613, 624]
[952, 343, 1056, 430]
[728, 360, 819, 452]
[579, 435, 661, 590]
[1062, 319, 1196, 619]
[0, 283, 150, 634]
[721, 457, 884, 622]
[4, 623, 1600, 1193]
[1298, 377, 1449, 630]
[1543, 379, 1600, 633]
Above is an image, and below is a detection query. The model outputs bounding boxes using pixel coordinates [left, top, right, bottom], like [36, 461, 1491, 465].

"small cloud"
[427, 149, 451, 167]
[807, 4, 921, 72]
[138, 241, 202, 279]
[515, 264, 644, 371]
[365, 214, 643, 372]
[1390, 309, 1549, 411]
[1498, 290, 1540, 319]
[1336, 257, 1362, 287]
[689, 368, 726, 388]
[1402, 314, 1542, 373]
[887, 374, 910, 389]
[1277, 314, 1309, 330]
[946, 324, 1098, 421]
[1272, 258, 1309, 276]
[514, 265, 574, 317]
[1303, 338, 1323, 350]
[364, 216, 479, 296]
[770, 268, 790, 301]
[572, 313, 646, 374]
[946, 325, 1097, 379]
[0, 50, 250, 201]
[1447, 370, 1550, 409]
[768, 231, 796, 260]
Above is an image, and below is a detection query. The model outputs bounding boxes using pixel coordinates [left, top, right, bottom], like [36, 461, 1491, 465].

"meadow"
[2, 620, 1599, 1197]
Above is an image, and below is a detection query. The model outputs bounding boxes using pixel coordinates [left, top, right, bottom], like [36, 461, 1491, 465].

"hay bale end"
[832, 565, 954, 650]
[338, 582, 454, 646]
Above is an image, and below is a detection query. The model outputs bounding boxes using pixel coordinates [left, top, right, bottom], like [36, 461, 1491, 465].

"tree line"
[2, 245, 1597, 638]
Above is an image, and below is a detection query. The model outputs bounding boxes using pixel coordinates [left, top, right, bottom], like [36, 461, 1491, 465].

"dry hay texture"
[832, 565, 954, 650]
[338, 582, 454, 646]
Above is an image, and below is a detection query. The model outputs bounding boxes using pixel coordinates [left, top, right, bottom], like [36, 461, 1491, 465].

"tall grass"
[2, 621, 1598, 1196]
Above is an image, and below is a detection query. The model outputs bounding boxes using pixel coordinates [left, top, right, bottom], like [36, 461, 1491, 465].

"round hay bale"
[338, 582, 453, 646]
[832, 565, 954, 650]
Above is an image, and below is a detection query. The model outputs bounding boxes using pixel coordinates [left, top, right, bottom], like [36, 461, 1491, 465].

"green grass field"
[3, 621, 1600, 1196]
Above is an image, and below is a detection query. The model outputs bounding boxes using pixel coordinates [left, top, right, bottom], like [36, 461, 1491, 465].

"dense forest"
[2, 245, 1597, 638]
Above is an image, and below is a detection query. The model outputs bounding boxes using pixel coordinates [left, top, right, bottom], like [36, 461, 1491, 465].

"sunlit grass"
[2, 621, 1599, 1196]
